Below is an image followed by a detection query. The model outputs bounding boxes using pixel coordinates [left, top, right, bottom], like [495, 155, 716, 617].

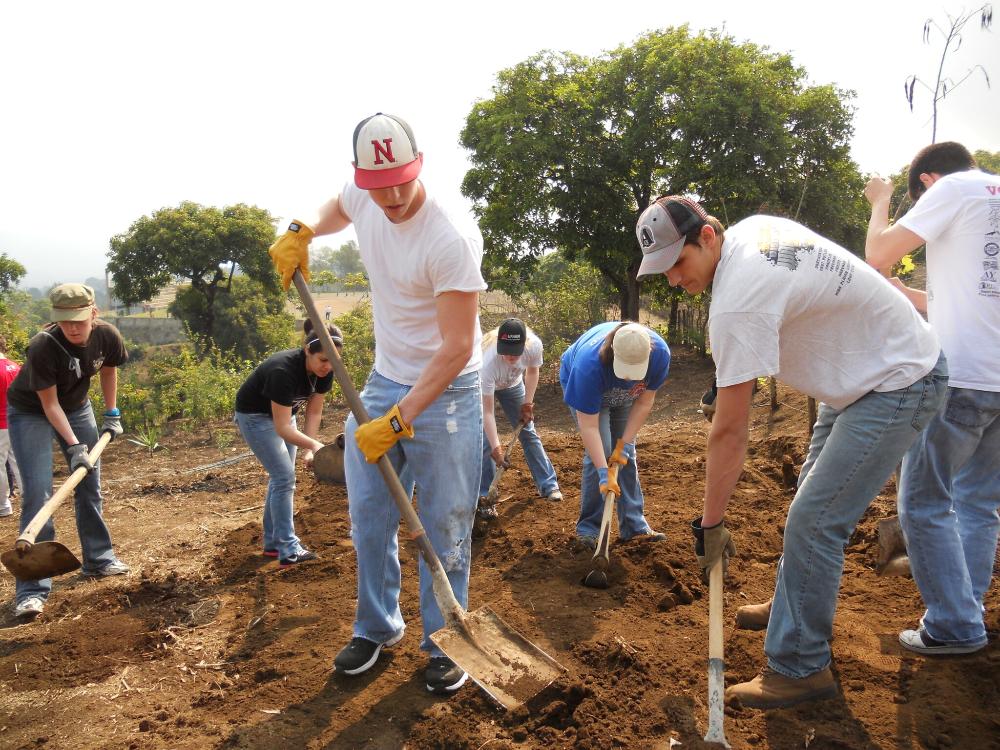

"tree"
[0, 253, 26, 293]
[461, 27, 863, 319]
[905, 4, 993, 143]
[108, 202, 277, 354]
[169, 275, 296, 361]
[974, 149, 1000, 174]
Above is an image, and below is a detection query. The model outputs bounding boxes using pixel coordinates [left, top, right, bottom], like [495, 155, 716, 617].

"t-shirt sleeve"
[524, 336, 544, 368]
[710, 312, 780, 387]
[897, 178, 959, 243]
[338, 181, 360, 222]
[101, 326, 129, 367]
[25, 337, 60, 393]
[562, 356, 604, 414]
[428, 236, 487, 296]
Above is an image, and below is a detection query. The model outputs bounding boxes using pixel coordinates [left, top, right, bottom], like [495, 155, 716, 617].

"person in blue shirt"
[559, 322, 671, 549]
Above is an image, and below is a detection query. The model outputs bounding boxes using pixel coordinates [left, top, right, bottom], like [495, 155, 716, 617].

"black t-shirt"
[7, 321, 129, 414]
[234, 348, 333, 417]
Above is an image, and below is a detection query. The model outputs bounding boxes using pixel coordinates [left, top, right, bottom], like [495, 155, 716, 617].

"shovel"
[313, 433, 346, 484]
[2, 431, 112, 581]
[876, 515, 911, 577]
[583, 480, 617, 589]
[291, 271, 564, 709]
[484, 423, 525, 506]
[703, 559, 731, 748]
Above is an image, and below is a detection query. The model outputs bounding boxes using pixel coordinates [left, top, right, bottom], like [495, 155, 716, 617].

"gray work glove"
[691, 516, 735, 583]
[102, 408, 123, 440]
[67, 443, 95, 473]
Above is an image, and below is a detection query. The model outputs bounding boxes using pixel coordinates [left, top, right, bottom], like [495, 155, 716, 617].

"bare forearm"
[398, 343, 471, 424]
[621, 391, 655, 444]
[99, 368, 118, 411]
[523, 368, 539, 404]
[702, 421, 748, 526]
[578, 418, 608, 470]
[302, 397, 323, 439]
[865, 198, 894, 275]
[483, 398, 500, 450]
[42, 402, 78, 446]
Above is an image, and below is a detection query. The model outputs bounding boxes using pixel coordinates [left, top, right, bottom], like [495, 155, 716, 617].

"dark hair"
[908, 142, 976, 201]
[303, 318, 344, 353]
[598, 322, 632, 367]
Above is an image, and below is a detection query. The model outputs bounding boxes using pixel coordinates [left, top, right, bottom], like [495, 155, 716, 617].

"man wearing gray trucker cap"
[635, 195, 946, 709]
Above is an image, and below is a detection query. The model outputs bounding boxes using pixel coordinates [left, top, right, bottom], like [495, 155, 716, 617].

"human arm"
[37, 385, 79, 446]
[701, 379, 755, 526]
[482, 393, 504, 463]
[271, 402, 324, 454]
[312, 195, 353, 236]
[299, 393, 325, 467]
[395, 290, 479, 425]
[520, 365, 539, 423]
[863, 177, 926, 274]
[887, 276, 928, 314]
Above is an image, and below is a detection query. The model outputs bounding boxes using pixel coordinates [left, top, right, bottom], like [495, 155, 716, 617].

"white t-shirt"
[480, 330, 544, 396]
[897, 169, 1000, 391]
[340, 182, 487, 385]
[710, 215, 940, 410]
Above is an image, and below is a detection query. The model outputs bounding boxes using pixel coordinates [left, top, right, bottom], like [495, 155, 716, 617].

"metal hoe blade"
[431, 605, 565, 710]
[1, 541, 81, 581]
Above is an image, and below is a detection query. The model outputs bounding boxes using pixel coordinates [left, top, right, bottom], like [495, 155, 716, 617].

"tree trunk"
[619, 271, 641, 321]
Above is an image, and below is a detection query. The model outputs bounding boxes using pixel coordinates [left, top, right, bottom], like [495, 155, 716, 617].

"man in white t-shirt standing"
[269, 113, 487, 695]
[635, 195, 946, 710]
[865, 141, 1000, 657]
[476, 318, 561, 532]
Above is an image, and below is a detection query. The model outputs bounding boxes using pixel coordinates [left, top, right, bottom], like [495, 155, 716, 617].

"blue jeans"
[479, 382, 559, 497]
[765, 354, 948, 678]
[235, 411, 303, 559]
[571, 403, 653, 540]
[344, 370, 482, 656]
[8, 401, 119, 602]
[898, 386, 1000, 648]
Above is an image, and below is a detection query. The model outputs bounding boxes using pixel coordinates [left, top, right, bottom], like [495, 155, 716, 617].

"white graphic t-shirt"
[897, 169, 1000, 391]
[710, 215, 940, 410]
[480, 330, 543, 396]
[340, 182, 487, 385]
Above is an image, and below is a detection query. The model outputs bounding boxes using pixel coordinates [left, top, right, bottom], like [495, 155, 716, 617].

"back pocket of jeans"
[944, 392, 987, 428]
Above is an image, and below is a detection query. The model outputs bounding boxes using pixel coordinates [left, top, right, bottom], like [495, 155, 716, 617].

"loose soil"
[1, 347, 997, 749]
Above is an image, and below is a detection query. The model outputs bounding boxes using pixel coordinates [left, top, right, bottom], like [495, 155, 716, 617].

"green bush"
[330, 300, 375, 400]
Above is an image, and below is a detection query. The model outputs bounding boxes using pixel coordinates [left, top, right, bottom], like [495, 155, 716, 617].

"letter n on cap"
[372, 138, 395, 165]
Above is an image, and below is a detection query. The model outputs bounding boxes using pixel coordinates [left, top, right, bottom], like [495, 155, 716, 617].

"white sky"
[2, 0, 998, 288]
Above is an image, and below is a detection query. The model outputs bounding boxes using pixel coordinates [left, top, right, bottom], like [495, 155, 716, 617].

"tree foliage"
[461, 27, 866, 319]
[975, 149, 1000, 174]
[0, 253, 26, 293]
[169, 275, 295, 361]
[108, 202, 277, 353]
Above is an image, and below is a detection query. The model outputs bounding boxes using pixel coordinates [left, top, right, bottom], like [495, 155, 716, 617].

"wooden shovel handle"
[16, 431, 114, 550]
[591, 489, 616, 565]
[291, 272, 467, 624]
[486, 423, 525, 500]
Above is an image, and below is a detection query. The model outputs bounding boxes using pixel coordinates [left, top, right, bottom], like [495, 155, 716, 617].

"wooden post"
[769, 377, 778, 412]
[807, 397, 817, 436]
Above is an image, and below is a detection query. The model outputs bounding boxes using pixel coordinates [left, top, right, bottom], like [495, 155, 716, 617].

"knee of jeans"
[270, 471, 296, 492]
[441, 543, 470, 573]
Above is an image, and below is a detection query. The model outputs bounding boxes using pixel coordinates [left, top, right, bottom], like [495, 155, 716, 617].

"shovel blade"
[2, 542, 81, 580]
[430, 605, 565, 710]
[876, 516, 909, 576]
[313, 435, 346, 485]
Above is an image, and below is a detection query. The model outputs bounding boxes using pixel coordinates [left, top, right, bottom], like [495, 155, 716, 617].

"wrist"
[105, 407, 120, 416]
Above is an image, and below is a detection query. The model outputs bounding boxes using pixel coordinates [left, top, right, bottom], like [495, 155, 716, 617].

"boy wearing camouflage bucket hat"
[6, 283, 130, 619]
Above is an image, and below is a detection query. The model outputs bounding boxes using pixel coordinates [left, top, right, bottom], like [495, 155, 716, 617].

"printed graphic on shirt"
[756, 225, 855, 295]
[982, 198, 1000, 298]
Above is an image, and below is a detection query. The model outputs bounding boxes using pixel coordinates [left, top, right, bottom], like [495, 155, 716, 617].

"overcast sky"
[2, 0, 997, 289]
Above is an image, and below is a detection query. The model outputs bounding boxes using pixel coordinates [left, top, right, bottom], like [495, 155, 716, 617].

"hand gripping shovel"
[2, 431, 113, 580]
[291, 272, 563, 709]
[582, 482, 617, 589]
[703, 559, 731, 748]
[484, 423, 525, 506]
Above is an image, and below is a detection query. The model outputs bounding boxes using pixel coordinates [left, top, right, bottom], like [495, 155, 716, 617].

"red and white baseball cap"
[352, 113, 423, 190]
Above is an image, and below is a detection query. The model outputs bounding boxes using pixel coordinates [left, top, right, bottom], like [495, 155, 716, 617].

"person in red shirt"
[0, 333, 22, 517]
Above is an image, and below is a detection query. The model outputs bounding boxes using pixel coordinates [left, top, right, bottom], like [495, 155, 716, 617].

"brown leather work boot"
[726, 666, 838, 709]
[735, 598, 772, 631]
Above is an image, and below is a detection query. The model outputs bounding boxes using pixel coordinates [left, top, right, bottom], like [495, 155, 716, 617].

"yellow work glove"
[598, 466, 621, 496]
[354, 404, 414, 463]
[609, 438, 636, 468]
[268, 220, 315, 290]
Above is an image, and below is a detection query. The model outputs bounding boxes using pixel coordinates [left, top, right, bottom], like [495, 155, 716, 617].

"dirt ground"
[1, 347, 997, 750]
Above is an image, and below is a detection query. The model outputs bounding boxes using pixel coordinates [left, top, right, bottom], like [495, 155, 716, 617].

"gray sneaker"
[14, 596, 45, 618]
[546, 490, 563, 502]
[0, 497, 12, 517]
[572, 535, 597, 553]
[83, 559, 131, 577]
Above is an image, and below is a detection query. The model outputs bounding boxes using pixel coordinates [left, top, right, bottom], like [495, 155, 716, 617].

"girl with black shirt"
[234, 320, 341, 567]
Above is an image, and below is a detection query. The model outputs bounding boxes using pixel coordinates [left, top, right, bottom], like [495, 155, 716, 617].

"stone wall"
[106, 316, 185, 345]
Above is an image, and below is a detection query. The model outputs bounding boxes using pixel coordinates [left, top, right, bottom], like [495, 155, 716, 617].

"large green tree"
[108, 202, 277, 353]
[461, 27, 866, 319]
[0, 253, 28, 354]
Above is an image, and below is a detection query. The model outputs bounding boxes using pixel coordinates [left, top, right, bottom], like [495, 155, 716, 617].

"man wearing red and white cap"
[269, 113, 486, 695]
[635, 195, 946, 709]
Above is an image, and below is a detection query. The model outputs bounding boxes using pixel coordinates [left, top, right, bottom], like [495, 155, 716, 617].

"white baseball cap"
[352, 113, 423, 190]
[612, 323, 652, 380]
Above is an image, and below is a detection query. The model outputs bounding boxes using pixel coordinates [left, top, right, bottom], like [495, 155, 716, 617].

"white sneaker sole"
[426, 670, 469, 693]
[338, 631, 404, 676]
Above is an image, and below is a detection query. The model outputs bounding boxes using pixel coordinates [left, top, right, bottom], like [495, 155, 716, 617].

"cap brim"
[496, 342, 525, 356]
[51, 307, 92, 322]
[613, 358, 649, 381]
[636, 237, 684, 278]
[354, 154, 423, 190]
